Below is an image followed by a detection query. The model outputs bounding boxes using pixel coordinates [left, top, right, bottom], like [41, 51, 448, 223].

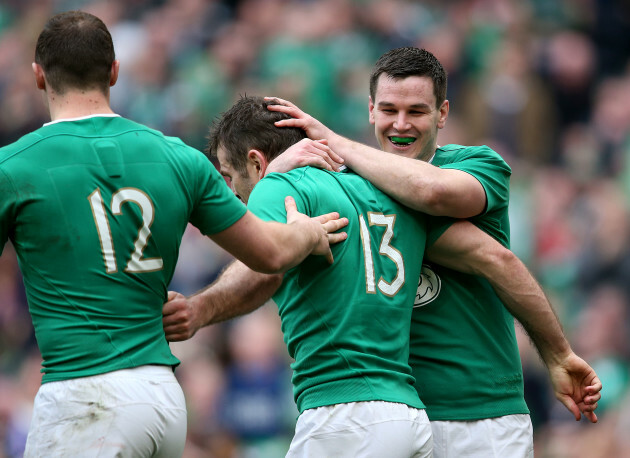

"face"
[216, 146, 260, 204]
[369, 74, 449, 161]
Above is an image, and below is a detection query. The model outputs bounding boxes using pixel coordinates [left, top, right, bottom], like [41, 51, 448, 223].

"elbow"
[484, 245, 518, 276]
[249, 247, 294, 274]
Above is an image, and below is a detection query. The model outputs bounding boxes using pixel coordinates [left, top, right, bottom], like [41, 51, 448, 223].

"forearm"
[428, 222, 571, 366]
[190, 260, 283, 326]
[326, 133, 483, 217]
[474, 251, 572, 366]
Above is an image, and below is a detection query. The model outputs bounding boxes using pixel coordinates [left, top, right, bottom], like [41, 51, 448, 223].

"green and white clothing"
[0, 115, 247, 383]
[248, 167, 445, 414]
[410, 144, 529, 421]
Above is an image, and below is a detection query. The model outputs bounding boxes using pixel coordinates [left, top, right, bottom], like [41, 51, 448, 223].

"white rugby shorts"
[287, 401, 432, 457]
[24, 365, 187, 458]
[431, 414, 534, 458]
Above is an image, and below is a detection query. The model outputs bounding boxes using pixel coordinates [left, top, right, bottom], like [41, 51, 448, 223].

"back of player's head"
[207, 95, 306, 175]
[34, 10, 115, 95]
[369, 47, 447, 108]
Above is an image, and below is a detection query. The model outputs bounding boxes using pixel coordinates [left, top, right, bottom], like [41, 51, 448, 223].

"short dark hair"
[207, 95, 306, 176]
[34, 11, 115, 95]
[369, 47, 448, 108]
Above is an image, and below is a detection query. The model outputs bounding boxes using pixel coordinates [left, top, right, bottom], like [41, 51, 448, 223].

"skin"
[369, 74, 448, 161]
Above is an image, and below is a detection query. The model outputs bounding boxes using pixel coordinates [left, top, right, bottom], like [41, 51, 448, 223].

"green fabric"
[410, 144, 529, 420]
[248, 167, 444, 414]
[0, 115, 246, 383]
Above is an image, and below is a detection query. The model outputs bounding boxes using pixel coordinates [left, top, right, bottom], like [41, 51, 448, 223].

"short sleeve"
[439, 146, 511, 215]
[188, 156, 248, 235]
[425, 215, 456, 250]
[0, 168, 17, 253]
[247, 174, 304, 223]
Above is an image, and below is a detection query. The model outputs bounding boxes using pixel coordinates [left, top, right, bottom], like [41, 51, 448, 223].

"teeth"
[390, 136, 415, 145]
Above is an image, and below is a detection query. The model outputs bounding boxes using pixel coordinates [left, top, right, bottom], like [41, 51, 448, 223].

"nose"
[393, 112, 410, 131]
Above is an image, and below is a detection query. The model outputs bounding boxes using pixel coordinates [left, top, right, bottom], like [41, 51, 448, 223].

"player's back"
[0, 115, 242, 382]
[248, 167, 439, 414]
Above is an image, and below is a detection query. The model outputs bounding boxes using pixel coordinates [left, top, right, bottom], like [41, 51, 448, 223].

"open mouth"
[389, 136, 416, 146]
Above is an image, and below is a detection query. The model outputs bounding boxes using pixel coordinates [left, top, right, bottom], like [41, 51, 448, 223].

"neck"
[47, 89, 114, 121]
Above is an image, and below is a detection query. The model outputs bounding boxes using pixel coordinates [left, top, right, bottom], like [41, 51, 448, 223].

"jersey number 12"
[88, 188, 163, 274]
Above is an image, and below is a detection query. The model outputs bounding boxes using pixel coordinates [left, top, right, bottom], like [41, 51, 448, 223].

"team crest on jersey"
[414, 264, 441, 307]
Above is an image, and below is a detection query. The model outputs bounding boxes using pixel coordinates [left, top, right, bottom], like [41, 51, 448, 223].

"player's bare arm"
[163, 261, 283, 341]
[426, 220, 602, 422]
[266, 97, 486, 218]
[164, 206, 348, 340]
[209, 197, 348, 274]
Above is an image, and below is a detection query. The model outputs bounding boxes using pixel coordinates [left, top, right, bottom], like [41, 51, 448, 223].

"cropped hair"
[207, 95, 306, 175]
[369, 47, 448, 108]
[34, 11, 115, 95]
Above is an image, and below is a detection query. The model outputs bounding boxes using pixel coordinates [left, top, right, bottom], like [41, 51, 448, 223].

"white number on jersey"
[88, 188, 163, 274]
[359, 212, 405, 296]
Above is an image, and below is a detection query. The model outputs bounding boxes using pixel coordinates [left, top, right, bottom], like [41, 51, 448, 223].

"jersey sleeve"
[425, 215, 456, 249]
[188, 154, 248, 235]
[247, 174, 304, 223]
[439, 146, 511, 215]
[0, 168, 17, 253]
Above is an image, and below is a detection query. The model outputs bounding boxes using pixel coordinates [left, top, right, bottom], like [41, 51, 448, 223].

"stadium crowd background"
[0, 0, 629, 456]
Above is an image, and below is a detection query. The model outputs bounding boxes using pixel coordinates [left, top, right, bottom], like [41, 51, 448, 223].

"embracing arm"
[163, 261, 283, 341]
[210, 197, 346, 274]
[426, 221, 602, 422]
[266, 97, 485, 217]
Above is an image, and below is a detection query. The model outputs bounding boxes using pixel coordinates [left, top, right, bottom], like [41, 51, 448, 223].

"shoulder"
[435, 144, 511, 173]
[0, 130, 47, 167]
[437, 144, 505, 162]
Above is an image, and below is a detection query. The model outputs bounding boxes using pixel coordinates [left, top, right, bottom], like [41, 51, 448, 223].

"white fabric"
[287, 401, 432, 457]
[431, 414, 533, 458]
[24, 365, 187, 458]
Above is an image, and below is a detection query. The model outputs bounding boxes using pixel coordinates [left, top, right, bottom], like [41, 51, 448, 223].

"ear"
[110, 60, 120, 87]
[32, 62, 46, 90]
[368, 96, 375, 125]
[437, 99, 449, 129]
[247, 149, 270, 180]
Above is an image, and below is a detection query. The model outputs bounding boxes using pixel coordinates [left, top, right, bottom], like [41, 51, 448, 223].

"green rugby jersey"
[410, 144, 529, 420]
[248, 167, 446, 414]
[0, 115, 246, 383]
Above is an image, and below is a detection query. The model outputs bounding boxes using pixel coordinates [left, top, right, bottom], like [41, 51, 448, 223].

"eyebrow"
[377, 101, 432, 110]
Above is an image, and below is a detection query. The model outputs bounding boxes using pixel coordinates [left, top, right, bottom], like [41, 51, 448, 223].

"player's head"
[33, 11, 116, 96]
[208, 95, 306, 203]
[368, 47, 449, 161]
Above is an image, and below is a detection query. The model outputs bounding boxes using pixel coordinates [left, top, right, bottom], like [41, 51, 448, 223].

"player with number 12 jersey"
[0, 114, 247, 383]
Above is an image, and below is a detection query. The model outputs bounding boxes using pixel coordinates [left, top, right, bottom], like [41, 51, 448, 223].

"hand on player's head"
[265, 96, 332, 142]
[266, 138, 343, 175]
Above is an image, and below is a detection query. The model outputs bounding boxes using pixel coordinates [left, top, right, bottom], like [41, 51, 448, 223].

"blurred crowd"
[0, 0, 629, 456]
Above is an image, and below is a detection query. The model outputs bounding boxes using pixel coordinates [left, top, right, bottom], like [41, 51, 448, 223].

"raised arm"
[163, 260, 282, 341]
[210, 196, 347, 274]
[426, 220, 602, 422]
[265, 97, 485, 218]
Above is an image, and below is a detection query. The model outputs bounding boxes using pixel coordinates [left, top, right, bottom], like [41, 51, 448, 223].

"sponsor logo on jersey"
[414, 264, 441, 307]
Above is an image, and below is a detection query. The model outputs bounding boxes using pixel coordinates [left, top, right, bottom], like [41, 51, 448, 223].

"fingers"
[328, 231, 348, 245]
[264, 96, 295, 108]
[314, 211, 340, 224]
[325, 248, 334, 264]
[284, 196, 297, 218]
[583, 410, 598, 423]
[167, 290, 185, 302]
[323, 216, 349, 233]
[559, 396, 583, 422]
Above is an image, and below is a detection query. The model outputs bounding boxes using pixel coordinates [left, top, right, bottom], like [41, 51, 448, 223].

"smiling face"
[369, 74, 449, 161]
